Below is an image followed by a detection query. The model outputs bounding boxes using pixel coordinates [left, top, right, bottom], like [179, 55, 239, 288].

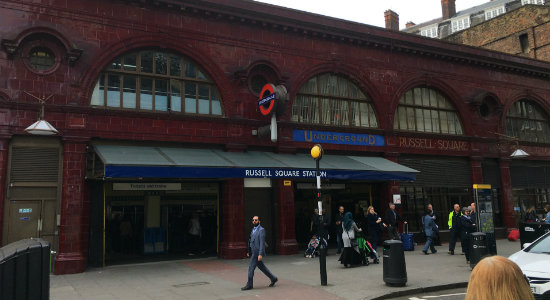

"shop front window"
[399, 186, 474, 232]
[394, 87, 463, 135]
[90, 50, 223, 116]
[513, 188, 550, 224]
[505, 100, 550, 143]
[291, 73, 378, 128]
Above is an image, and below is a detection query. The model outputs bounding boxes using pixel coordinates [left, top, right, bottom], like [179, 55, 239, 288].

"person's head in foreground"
[465, 256, 534, 300]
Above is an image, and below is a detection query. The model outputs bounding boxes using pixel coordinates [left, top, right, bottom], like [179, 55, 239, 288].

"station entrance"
[90, 182, 219, 266]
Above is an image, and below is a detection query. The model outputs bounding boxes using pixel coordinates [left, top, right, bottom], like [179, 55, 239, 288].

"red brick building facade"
[1, 0, 549, 274]
[444, 3, 550, 61]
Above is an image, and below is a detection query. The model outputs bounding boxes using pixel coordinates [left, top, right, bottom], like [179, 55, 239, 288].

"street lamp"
[491, 131, 529, 158]
[23, 92, 58, 135]
[310, 144, 327, 286]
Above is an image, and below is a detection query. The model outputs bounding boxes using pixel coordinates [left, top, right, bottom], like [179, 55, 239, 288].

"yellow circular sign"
[311, 144, 323, 160]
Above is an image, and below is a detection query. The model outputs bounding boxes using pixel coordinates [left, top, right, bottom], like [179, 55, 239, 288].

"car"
[509, 231, 550, 300]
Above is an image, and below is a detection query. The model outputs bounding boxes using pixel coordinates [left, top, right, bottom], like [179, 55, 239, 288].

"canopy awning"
[92, 145, 418, 181]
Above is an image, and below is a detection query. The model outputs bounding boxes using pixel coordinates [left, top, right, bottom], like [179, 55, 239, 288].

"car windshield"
[526, 233, 550, 254]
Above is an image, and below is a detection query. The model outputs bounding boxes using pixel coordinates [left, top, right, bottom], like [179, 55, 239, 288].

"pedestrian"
[523, 206, 538, 222]
[447, 203, 462, 255]
[465, 256, 534, 300]
[314, 208, 330, 242]
[422, 209, 438, 255]
[460, 207, 476, 263]
[427, 204, 441, 246]
[187, 212, 202, 255]
[470, 202, 477, 228]
[366, 206, 384, 249]
[335, 206, 345, 254]
[338, 212, 363, 268]
[241, 216, 278, 290]
[310, 208, 319, 234]
[543, 204, 550, 223]
[384, 203, 407, 240]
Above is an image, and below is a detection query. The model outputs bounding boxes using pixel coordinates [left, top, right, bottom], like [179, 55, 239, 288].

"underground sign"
[258, 83, 276, 116]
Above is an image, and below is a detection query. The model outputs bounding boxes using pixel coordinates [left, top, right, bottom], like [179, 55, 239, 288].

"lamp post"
[23, 92, 58, 135]
[310, 144, 327, 286]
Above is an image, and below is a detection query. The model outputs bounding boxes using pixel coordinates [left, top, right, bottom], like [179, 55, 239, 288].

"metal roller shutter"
[10, 147, 59, 182]
[510, 161, 550, 187]
[398, 155, 471, 187]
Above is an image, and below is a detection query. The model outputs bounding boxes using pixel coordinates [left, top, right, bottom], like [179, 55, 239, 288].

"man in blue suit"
[422, 209, 438, 255]
[241, 216, 278, 290]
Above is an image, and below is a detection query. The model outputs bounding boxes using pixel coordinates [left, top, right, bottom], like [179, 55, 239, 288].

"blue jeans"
[336, 232, 343, 253]
[423, 236, 436, 253]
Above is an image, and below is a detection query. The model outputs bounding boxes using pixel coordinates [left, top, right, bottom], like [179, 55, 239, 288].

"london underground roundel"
[258, 83, 276, 116]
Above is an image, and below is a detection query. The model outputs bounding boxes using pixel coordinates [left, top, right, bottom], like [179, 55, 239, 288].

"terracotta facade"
[0, 0, 549, 274]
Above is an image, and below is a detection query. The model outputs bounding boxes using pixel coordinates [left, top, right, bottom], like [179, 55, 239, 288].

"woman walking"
[366, 206, 384, 250]
[339, 212, 363, 268]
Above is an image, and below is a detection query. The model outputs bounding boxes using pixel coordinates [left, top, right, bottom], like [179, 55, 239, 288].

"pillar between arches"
[275, 179, 298, 255]
[498, 158, 516, 229]
[220, 178, 247, 258]
[55, 137, 89, 274]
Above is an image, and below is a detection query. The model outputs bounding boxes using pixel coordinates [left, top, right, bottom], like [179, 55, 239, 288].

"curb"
[367, 282, 468, 300]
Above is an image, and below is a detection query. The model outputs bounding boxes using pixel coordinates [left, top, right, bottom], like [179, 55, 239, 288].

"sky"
[254, 0, 490, 29]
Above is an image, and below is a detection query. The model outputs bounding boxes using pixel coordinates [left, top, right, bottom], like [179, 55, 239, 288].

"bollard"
[319, 241, 327, 286]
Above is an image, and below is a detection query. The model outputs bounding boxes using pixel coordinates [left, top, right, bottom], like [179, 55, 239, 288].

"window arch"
[90, 50, 223, 116]
[393, 87, 463, 135]
[505, 100, 550, 143]
[290, 73, 378, 128]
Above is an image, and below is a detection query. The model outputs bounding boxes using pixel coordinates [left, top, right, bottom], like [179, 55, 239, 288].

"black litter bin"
[520, 222, 550, 249]
[383, 239, 407, 286]
[0, 238, 50, 300]
[469, 232, 489, 269]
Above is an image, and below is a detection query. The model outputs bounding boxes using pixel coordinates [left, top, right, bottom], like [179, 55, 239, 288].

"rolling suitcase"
[401, 224, 414, 251]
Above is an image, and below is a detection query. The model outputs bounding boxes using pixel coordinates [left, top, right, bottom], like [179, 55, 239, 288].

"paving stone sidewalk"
[50, 239, 520, 300]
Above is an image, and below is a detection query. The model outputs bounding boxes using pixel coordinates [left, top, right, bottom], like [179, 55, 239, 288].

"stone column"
[0, 136, 10, 243]
[220, 178, 247, 258]
[498, 158, 516, 229]
[275, 179, 298, 254]
[383, 153, 402, 231]
[470, 156, 483, 184]
[55, 137, 89, 274]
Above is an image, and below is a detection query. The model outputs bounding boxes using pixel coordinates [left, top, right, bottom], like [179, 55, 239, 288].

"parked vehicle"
[509, 231, 550, 300]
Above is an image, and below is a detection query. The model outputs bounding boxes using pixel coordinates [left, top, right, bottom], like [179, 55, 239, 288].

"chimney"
[406, 21, 416, 28]
[441, 0, 456, 20]
[384, 9, 399, 31]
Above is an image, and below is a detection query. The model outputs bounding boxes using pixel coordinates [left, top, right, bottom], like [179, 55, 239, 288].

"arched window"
[393, 87, 463, 135]
[90, 50, 223, 116]
[506, 100, 550, 143]
[290, 73, 378, 128]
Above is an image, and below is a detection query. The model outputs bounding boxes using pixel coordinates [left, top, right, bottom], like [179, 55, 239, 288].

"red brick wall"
[444, 5, 550, 61]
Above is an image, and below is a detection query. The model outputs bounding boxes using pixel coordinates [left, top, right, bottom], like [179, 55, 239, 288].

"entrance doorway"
[294, 182, 378, 248]
[99, 182, 219, 265]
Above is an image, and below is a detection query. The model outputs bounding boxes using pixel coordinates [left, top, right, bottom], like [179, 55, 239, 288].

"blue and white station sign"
[293, 130, 385, 146]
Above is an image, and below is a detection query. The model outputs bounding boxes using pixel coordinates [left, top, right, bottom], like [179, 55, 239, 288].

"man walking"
[335, 206, 345, 254]
[422, 209, 438, 255]
[384, 203, 407, 240]
[241, 216, 278, 290]
[427, 204, 441, 246]
[447, 203, 462, 255]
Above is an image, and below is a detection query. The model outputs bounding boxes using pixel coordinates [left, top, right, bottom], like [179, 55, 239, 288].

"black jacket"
[335, 212, 344, 234]
[460, 215, 475, 235]
[384, 209, 402, 227]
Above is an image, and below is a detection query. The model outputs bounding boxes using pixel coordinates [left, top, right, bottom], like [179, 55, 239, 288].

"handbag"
[345, 229, 358, 247]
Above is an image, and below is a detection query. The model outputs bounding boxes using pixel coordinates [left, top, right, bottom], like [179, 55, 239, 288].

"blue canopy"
[93, 145, 418, 181]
